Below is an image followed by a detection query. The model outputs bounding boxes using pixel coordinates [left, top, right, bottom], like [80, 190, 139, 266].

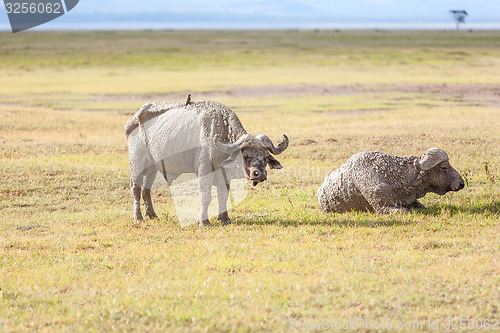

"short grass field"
[0, 30, 499, 332]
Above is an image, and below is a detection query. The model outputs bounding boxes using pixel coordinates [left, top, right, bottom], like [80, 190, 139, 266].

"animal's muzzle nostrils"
[249, 170, 267, 186]
[452, 180, 465, 191]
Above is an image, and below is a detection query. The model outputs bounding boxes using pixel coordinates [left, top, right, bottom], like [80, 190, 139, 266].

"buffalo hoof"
[220, 219, 232, 226]
[218, 212, 232, 226]
[199, 219, 211, 227]
[145, 212, 158, 219]
[411, 201, 426, 209]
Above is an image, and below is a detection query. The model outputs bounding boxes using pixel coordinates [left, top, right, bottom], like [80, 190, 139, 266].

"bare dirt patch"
[95, 83, 500, 106]
[323, 109, 389, 117]
[90, 84, 364, 103]
[368, 83, 500, 107]
[1, 84, 499, 113]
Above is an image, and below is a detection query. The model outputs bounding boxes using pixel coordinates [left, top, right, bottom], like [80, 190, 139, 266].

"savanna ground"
[0, 30, 499, 332]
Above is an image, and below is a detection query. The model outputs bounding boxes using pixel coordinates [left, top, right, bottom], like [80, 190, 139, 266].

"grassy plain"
[0, 30, 499, 332]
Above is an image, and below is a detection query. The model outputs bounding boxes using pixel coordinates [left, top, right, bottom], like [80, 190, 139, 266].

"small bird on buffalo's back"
[185, 94, 191, 106]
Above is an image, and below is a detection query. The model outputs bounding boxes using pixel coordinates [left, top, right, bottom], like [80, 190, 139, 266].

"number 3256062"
[5, 2, 62, 14]
[444, 319, 499, 330]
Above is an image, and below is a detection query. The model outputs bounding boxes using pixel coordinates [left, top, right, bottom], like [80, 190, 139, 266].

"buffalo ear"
[268, 155, 283, 169]
[416, 148, 449, 171]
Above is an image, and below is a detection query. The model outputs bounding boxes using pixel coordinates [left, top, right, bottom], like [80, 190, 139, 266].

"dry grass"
[0, 30, 499, 332]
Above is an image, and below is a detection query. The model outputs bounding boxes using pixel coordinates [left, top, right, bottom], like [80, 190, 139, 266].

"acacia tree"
[450, 10, 468, 30]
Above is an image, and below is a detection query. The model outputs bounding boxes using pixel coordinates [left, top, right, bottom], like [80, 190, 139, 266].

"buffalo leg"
[409, 200, 426, 210]
[142, 169, 158, 219]
[197, 160, 215, 226]
[131, 178, 143, 220]
[216, 171, 231, 225]
[198, 176, 213, 226]
[362, 182, 407, 215]
[372, 204, 409, 215]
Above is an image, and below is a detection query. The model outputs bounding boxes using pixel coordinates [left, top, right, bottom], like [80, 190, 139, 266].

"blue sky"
[1, 0, 500, 30]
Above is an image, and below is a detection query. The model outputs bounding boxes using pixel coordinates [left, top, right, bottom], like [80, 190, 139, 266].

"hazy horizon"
[1, 0, 500, 31]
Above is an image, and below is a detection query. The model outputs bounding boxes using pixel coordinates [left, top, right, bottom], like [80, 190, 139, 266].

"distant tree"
[450, 10, 468, 30]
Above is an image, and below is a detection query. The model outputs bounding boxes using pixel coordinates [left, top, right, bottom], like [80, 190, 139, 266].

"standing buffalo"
[317, 148, 465, 214]
[125, 100, 289, 226]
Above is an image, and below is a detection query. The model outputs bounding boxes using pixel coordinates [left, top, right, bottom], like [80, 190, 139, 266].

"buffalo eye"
[440, 166, 448, 171]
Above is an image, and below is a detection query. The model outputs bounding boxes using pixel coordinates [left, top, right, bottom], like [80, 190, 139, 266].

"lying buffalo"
[318, 148, 465, 214]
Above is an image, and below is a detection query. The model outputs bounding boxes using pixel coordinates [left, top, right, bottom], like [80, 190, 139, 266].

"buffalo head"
[415, 148, 465, 195]
[214, 134, 289, 186]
